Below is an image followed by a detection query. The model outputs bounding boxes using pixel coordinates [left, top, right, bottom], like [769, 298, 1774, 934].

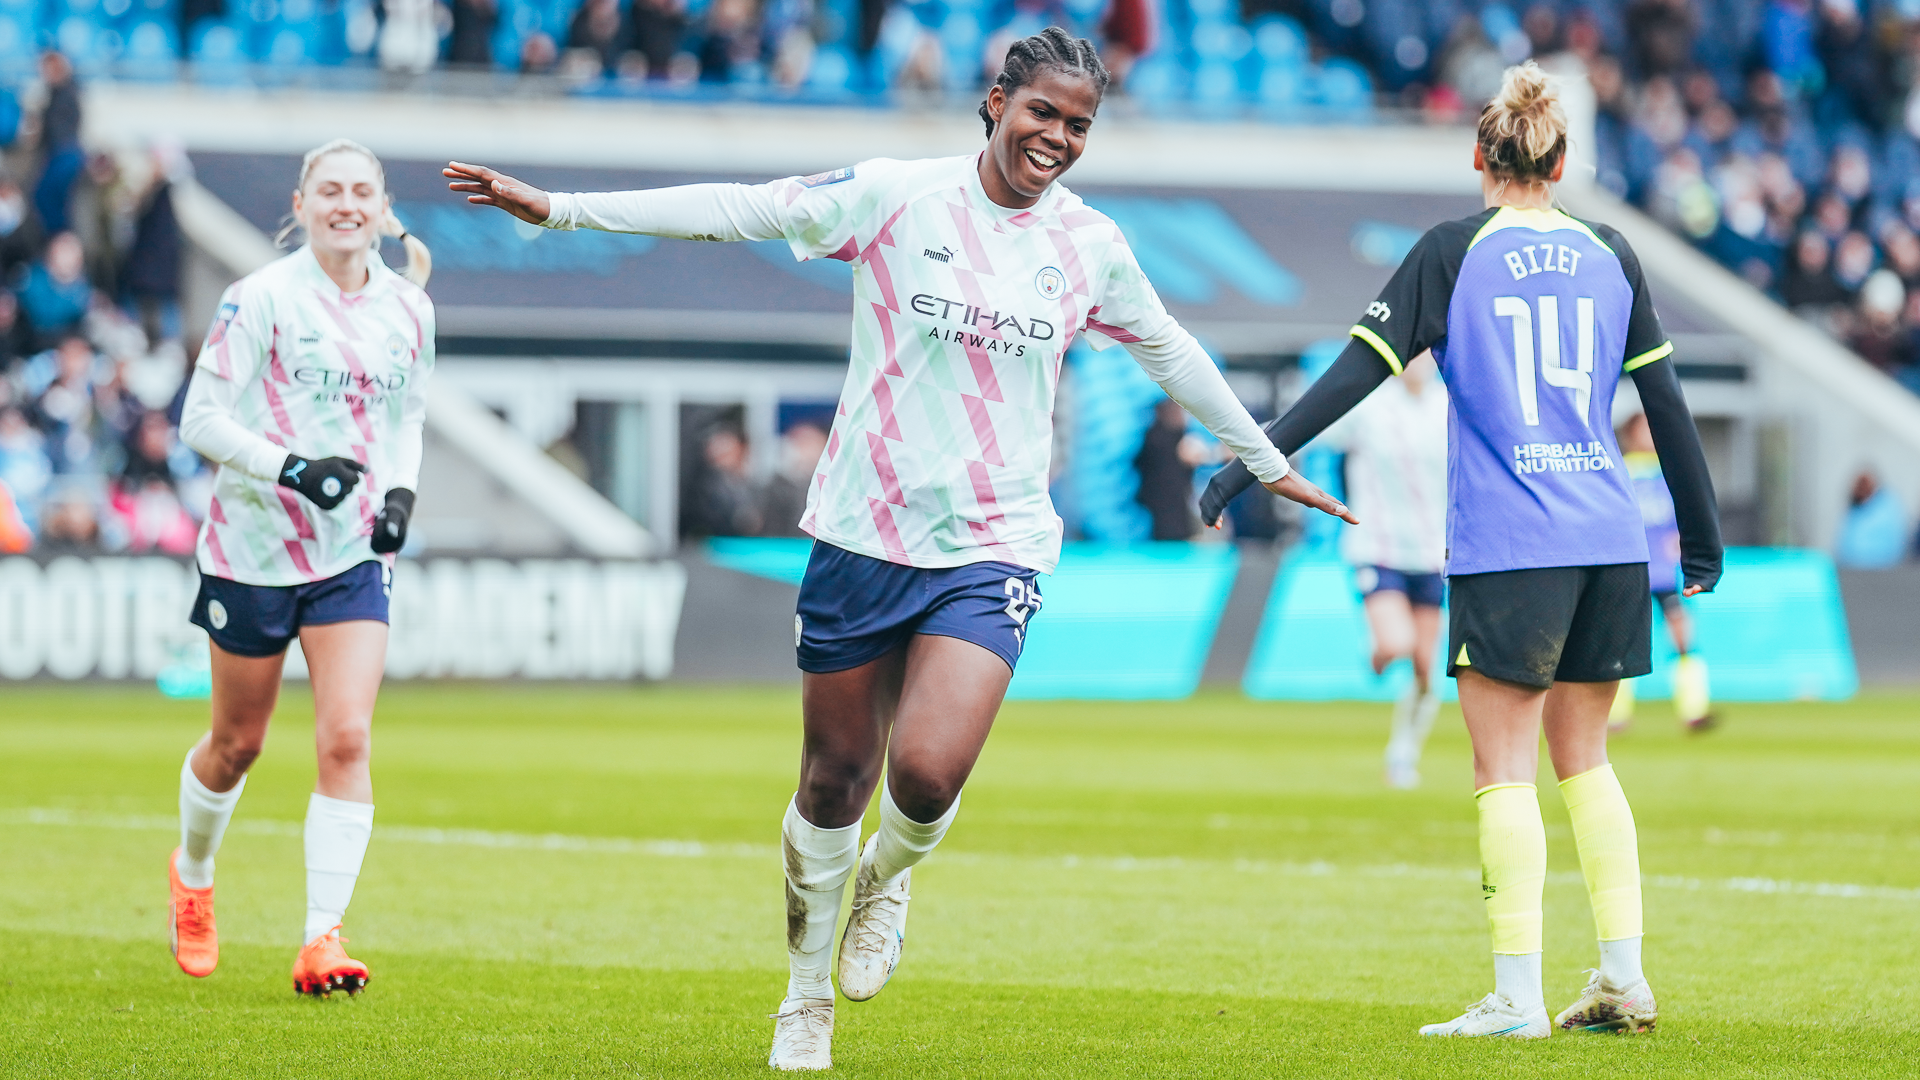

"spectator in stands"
[448, 0, 500, 67]
[124, 143, 187, 347]
[0, 404, 50, 531]
[629, 0, 692, 80]
[30, 334, 127, 476]
[0, 478, 29, 552]
[1786, 228, 1850, 309]
[0, 172, 43, 283]
[32, 51, 83, 237]
[1099, 0, 1154, 90]
[521, 31, 561, 73]
[113, 410, 197, 553]
[35, 479, 103, 554]
[1134, 399, 1203, 541]
[1625, 0, 1692, 79]
[764, 0, 816, 88]
[567, 0, 631, 77]
[759, 420, 827, 537]
[684, 424, 764, 536]
[70, 152, 128, 299]
[695, 0, 764, 83]
[178, 0, 227, 55]
[1836, 469, 1910, 568]
[17, 232, 93, 349]
[1850, 269, 1906, 372]
[380, 0, 440, 73]
[0, 291, 23, 374]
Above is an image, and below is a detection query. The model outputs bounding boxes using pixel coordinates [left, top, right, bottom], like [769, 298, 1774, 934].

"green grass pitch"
[4, 684, 1918, 1077]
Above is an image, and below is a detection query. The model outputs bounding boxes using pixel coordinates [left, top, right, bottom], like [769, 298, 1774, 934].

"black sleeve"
[1630, 356, 1722, 592]
[1198, 340, 1394, 526]
[1592, 222, 1672, 370]
[1347, 216, 1478, 375]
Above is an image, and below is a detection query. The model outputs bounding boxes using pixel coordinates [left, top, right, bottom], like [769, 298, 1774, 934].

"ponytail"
[1477, 61, 1568, 183]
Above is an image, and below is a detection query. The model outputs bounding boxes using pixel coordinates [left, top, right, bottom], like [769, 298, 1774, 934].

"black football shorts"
[1446, 563, 1653, 689]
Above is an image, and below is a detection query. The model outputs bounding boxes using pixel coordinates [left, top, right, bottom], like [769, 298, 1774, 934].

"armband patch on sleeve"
[799, 167, 856, 188]
[206, 302, 239, 346]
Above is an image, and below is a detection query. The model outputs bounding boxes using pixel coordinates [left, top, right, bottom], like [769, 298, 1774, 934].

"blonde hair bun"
[1479, 60, 1568, 182]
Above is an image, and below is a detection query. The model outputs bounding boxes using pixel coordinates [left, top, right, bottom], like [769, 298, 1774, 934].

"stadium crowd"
[0, 51, 203, 556]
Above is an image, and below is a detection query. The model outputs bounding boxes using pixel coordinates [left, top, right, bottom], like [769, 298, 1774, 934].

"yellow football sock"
[1559, 763, 1642, 941]
[1608, 678, 1636, 722]
[1672, 654, 1711, 723]
[1475, 783, 1545, 954]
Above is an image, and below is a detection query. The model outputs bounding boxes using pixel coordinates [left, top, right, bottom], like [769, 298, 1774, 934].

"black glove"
[370, 488, 415, 555]
[278, 454, 366, 511]
[1199, 456, 1259, 528]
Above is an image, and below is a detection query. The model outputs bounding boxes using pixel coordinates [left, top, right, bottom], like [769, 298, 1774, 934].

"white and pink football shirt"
[545, 154, 1288, 574]
[182, 247, 434, 586]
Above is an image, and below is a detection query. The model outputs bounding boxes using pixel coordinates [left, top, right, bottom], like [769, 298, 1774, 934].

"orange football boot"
[168, 848, 218, 978]
[291, 926, 370, 997]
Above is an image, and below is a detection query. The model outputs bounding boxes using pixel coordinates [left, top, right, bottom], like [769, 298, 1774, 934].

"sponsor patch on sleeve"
[798, 167, 856, 189]
[206, 302, 239, 346]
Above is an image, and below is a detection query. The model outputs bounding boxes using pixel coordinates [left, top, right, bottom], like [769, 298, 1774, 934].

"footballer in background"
[1611, 409, 1715, 731]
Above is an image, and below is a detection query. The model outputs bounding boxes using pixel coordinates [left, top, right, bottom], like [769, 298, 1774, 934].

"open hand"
[444, 161, 552, 226]
[1262, 471, 1358, 525]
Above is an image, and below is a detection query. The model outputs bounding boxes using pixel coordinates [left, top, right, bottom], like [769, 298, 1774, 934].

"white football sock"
[1385, 686, 1420, 769]
[1599, 935, 1644, 988]
[867, 785, 959, 885]
[1493, 951, 1544, 1011]
[780, 797, 859, 1007]
[1410, 687, 1442, 750]
[303, 793, 375, 945]
[176, 748, 246, 890]
[1388, 685, 1443, 767]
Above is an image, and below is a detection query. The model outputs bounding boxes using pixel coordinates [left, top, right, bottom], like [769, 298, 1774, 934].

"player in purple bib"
[1202, 62, 1722, 1039]
[1609, 410, 1714, 731]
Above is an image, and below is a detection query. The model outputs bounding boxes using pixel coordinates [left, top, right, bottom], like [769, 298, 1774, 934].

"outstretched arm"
[1630, 357, 1722, 593]
[1119, 325, 1356, 524]
[1198, 340, 1394, 526]
[444, 161, 786, 241]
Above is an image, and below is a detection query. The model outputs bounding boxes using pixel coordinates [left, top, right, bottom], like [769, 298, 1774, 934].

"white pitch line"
[9, 806, 1919, 903]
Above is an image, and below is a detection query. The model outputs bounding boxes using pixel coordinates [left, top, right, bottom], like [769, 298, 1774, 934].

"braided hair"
[979, 27, 1111, 137]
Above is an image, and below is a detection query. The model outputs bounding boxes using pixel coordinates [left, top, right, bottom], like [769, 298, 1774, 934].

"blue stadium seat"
[0, 10, 36, 82]
[807, 43, 854, 93]
[190, 18, 253, 83]
[120, 18, 180, 79]
[56, 16, 123, 76]
[1315, 56, 1373, 116]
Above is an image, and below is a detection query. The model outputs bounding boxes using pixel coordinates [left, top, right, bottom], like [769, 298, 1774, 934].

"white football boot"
[768, 998, 834, 1071]
[1419, 993, 1551, 1038]
[836, 835, 910, 1002]
[1555, 970, 1658, 1034]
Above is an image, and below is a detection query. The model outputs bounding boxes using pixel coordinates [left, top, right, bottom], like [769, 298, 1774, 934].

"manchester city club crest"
[386, 333, 409, 363]
[1035, 266, 1065, 300]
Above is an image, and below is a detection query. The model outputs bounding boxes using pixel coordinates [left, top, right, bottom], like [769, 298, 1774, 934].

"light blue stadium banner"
[706, 536, 812, 585]
[1244, 547, 1856, 702]
[1241, 556, 1456, 702]
[1010, 543, 1240, 700]
[706, 539, 1239, 699]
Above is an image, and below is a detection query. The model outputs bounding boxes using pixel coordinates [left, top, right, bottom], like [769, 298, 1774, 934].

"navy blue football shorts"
[795, 541, 1043, 675]
[1355, 565, 1446, 609]
[190, 559, 391, 658]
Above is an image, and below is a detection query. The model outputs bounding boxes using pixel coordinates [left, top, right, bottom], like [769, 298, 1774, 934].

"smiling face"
[983, 69, 1101, 206]
[293, 150, 387, 260]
